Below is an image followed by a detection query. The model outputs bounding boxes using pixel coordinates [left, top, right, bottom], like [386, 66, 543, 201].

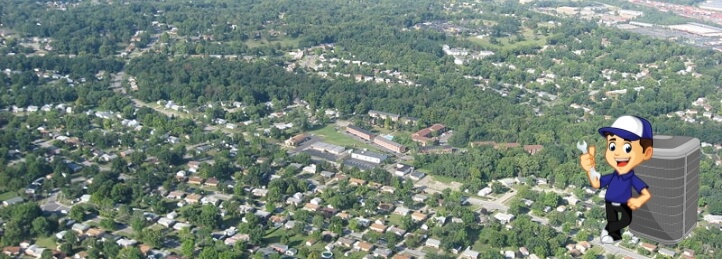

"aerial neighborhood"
[3, 0, 722, 259]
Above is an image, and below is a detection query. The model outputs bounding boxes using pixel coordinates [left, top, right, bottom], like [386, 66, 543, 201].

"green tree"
[100, 218, 117, 230]
[69, 205, 85, 222]
[117, 246, 144, 259]
[182, 239, 195, 258]
[31, 217, 51, 237]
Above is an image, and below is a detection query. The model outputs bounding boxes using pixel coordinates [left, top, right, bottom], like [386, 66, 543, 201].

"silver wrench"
[577, 140, 601, 180]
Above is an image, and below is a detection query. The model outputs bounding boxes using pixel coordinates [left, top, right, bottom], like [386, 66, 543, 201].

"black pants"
[605, 201, 633, 240]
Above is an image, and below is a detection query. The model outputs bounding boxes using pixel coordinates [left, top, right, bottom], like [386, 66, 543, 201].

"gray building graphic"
[630, 135, 700, 245]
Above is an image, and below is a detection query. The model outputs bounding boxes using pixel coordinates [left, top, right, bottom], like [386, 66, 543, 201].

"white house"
[477, 187, 492, 197]
[494, 213, 515, 224]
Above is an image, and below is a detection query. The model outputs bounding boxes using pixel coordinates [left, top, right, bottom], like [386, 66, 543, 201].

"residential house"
[394, 207, 411, 216]
[640, 242, 657, 253]
[252, 188, 268, 197]
[303, 203, 320, 212]
[85, 228, 104, 238]
[188, 176, 204, 185]
[338, 237, 356, 248]
[71, 223, 89, 234]
[2, 197, 23, 207]
[392, 254, 413, 259]
[658, 248, 675, 257]
[305, 239, 316, 246]
[185, 194, 202, 204]
[519, 247, 530, 256]
[204, 177, 219, 187]
[477, 187, 492, 197]
[425, 238, 441, 249]
[175, 171, 187, 181]
[682, 249, 695, 259]
[254, 210, 271, 219]
[270, 243, 289, 254]
[158, 218, 175, 228]
[24, 245, 45, 258]
[349, 178, 367, 186]
[239, 204, 255, 214]
[356, 241, 375, 252]
[388, 226, 406, 236]
[285, 134, 309, 146]
[187, 161, 201, 173]
[224, 233, 250, 246]
[408, 171, 426, 180]
[374, 248, 393, 258]
[356, 217, 371, 228]
[320, 171, 335, 178]
[461, 248, 480, 259]
[200, 196, 219, 206]
[337, 211, 352, 220]
[286, 248, 298, 257]
[368, 110, 400, 122]
[394, 164, 414, 177]
[75, 251, 90, 258]
[270, 215, 289, 227]
[310, 197, 323, 205]
[370, 223, 387, 233]
[411, 211, 427, 222]
[346, 125, 375, 141]
[522, 145, 544, 155]
[116, 238, 138, 247]
[494, 213, 515, 224]
[173, 222, 191, 231]
[286, 196, 303, 206]
[377, 203, 394, 213]
[2, 246, 21, 257]
[368, 182, 383, 189]
[576, 241, 591, 252]
[412, 194, 428, 203]
[381, 186, 396, 194]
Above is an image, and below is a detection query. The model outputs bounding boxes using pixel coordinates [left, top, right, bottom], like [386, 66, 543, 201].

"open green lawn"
[0, 191, 18, 201]
[468, 27, 548, 51]
[264, 227, 307, 248]
[308, 124, 380, 151]
[36, 237, 56, 248]
[387, 214, 403, 226]
[245, 37, 300, 49]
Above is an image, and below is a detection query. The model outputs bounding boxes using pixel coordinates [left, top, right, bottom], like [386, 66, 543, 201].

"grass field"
[468, 27, 548, 50]
[35, 237, 56, 248]
[0, 191, 18, 201]
[245, 37, 300, 49]
[308, 124, 381, 151]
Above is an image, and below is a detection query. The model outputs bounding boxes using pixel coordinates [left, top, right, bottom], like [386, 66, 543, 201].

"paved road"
[494, 190, 517, 204]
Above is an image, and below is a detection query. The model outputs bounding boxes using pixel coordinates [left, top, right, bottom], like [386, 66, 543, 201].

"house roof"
[370, 223, 386, 231]
[426, 238, 441, 246]
[357, 241, 374, 250]
[288, 133, 307, 143]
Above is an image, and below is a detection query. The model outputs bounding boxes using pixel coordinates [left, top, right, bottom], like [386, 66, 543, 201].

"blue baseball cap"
[598, 115, 653, 141]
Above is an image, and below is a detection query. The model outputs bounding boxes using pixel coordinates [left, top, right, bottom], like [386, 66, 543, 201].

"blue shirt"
[599, 170, 649, 203]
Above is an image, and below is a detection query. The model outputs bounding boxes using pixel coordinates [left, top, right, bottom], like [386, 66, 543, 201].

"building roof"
[352, 150, 388, 161]
[288, 133, 307, 143]
[347, 125, 374, 136]
[373, 136, 404, 148]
